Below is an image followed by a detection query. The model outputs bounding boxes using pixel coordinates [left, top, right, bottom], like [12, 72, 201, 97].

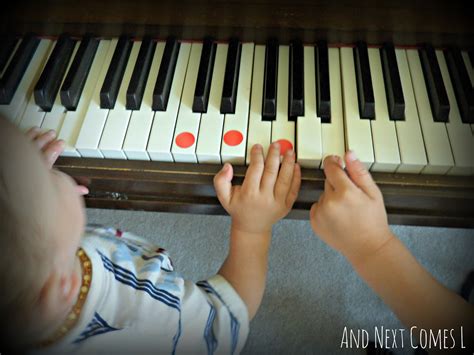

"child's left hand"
[26, 127, 89, 195]
[213, 142, 301, 234]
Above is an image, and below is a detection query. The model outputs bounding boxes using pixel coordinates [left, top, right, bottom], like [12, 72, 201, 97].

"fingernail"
[286, 149, 294, 157]
[47, 129, 56, 137]
[223, 163, 230, 171]
[347, 150, 357, 162]
[272, 141, 280, 149]
[254, 144, 262, 151]
[328, 155, 343, 168]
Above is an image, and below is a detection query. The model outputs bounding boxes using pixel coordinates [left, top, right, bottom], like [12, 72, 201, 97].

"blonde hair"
[0, 118, 55, 350]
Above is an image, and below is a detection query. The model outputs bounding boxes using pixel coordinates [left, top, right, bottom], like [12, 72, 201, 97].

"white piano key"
[122, 41, 165, 161]
[195, 43, 227, 163]
[436, 50, 474, 175]
[147, 43, 191, 162]
[406, 49, 454, 174]
[18, 94, 48, 132]
[340, 47, 374, 169]
[221, 43, 254, 165]
[394, 49, 427, 174]
[171, 43, 202, 163]
[40, 42, 81, 133]
[18, 39, 56, 132]
[320, 47, 345, 167]
[75, 38, 118, 158]
[246, 45, 271, 164]
[271, 45, 295, 156]
[368, 47, 400, 172]
[0, 39, 52, 125]
[57, 40, 111, 157]
[98, 41, 141, 159]
[296, 46, 322, 168]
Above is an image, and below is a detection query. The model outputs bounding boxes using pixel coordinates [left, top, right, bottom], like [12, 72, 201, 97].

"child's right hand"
[214, 142, 301, 234]
[310, 151, 393, 265]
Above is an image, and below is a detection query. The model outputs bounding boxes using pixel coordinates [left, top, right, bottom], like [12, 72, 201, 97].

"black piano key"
[444, 47, 474, 124]
[353, 41, 375, 119]
[262, 39, 278, 121]
[380, 42, 405, 120]
[100, 34, 133, 109]
[0, 35, 20, 75]
[152, 36, 180, 111]
[193, 37, 217, 113]
[34, 34, 76, 111]
[418, 44, 450, 122]
[126, 35, 156, 110]
[0, 33, 40, 104]
[60, 34, 99, 110]
[315, 40, 331, 123]
[288, 39, 304, 120]
[220, 38, 241, 114]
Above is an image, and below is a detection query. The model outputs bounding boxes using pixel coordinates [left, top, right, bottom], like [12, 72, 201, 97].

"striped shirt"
[38, 225, 249, 354]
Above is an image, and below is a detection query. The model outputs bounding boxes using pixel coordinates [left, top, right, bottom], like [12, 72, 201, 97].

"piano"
[1, 0, 473, 228]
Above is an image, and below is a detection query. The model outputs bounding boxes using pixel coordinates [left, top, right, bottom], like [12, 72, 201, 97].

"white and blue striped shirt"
[40, 225, 249, 354]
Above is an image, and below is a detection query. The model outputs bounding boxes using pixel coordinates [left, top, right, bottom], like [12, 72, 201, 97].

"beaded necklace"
[39, 248, 92, 347]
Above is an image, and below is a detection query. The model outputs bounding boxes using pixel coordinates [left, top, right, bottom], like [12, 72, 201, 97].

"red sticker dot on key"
[175, 132, 195, 148]
[276, 139, 293, 155]
[223, 130, 243, 146]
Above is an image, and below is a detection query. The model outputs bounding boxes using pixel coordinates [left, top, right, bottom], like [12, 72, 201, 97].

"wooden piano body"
[2, 0, 474, 228]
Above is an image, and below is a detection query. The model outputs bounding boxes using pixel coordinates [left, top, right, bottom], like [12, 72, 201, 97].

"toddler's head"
[0, 118, 86, 349]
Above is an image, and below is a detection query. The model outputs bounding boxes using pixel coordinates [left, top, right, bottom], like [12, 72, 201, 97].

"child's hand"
[214, 143, 301, 234]
[26, 127, 64, 168]
[26, 127, 89, 195]
[310, 151, 392, 265]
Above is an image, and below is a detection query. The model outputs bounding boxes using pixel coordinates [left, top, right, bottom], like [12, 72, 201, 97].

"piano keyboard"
[1, 34, 473, 175]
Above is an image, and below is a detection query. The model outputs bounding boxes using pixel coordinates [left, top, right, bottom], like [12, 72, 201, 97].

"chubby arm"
[354, 233, 474, 348]
[217, 228, 271, 322]
[310, 152, 474, 349]
[214, 143, 301, 320]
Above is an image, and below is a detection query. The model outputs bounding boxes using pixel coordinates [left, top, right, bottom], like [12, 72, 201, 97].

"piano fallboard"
[55, 157, 474, 228]
[2, 0, 474, 47]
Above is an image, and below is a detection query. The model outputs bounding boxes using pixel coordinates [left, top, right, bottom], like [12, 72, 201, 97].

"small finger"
[77, 185, 89, 196]
[242, 144, 264, 192]
[260, 141, 281, 192]
[324, 179, 335, 197]
[285, 163, 301, 208]
[43, 140, 65, 168]
[275, 149, 295, 200]
[213, 163, 234, 209]
[26, 126, 41, 140]
[344, 150, 380, 199]
[35, 130, 57, 150]
[323, 155, 353, 191]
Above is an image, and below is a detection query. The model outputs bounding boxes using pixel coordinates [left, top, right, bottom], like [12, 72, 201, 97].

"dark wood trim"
[55, 157, 474, 228]
[2, 0, 473, 46]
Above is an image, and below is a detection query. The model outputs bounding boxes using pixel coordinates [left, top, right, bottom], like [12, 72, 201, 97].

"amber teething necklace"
[39, 248, 92, 347]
